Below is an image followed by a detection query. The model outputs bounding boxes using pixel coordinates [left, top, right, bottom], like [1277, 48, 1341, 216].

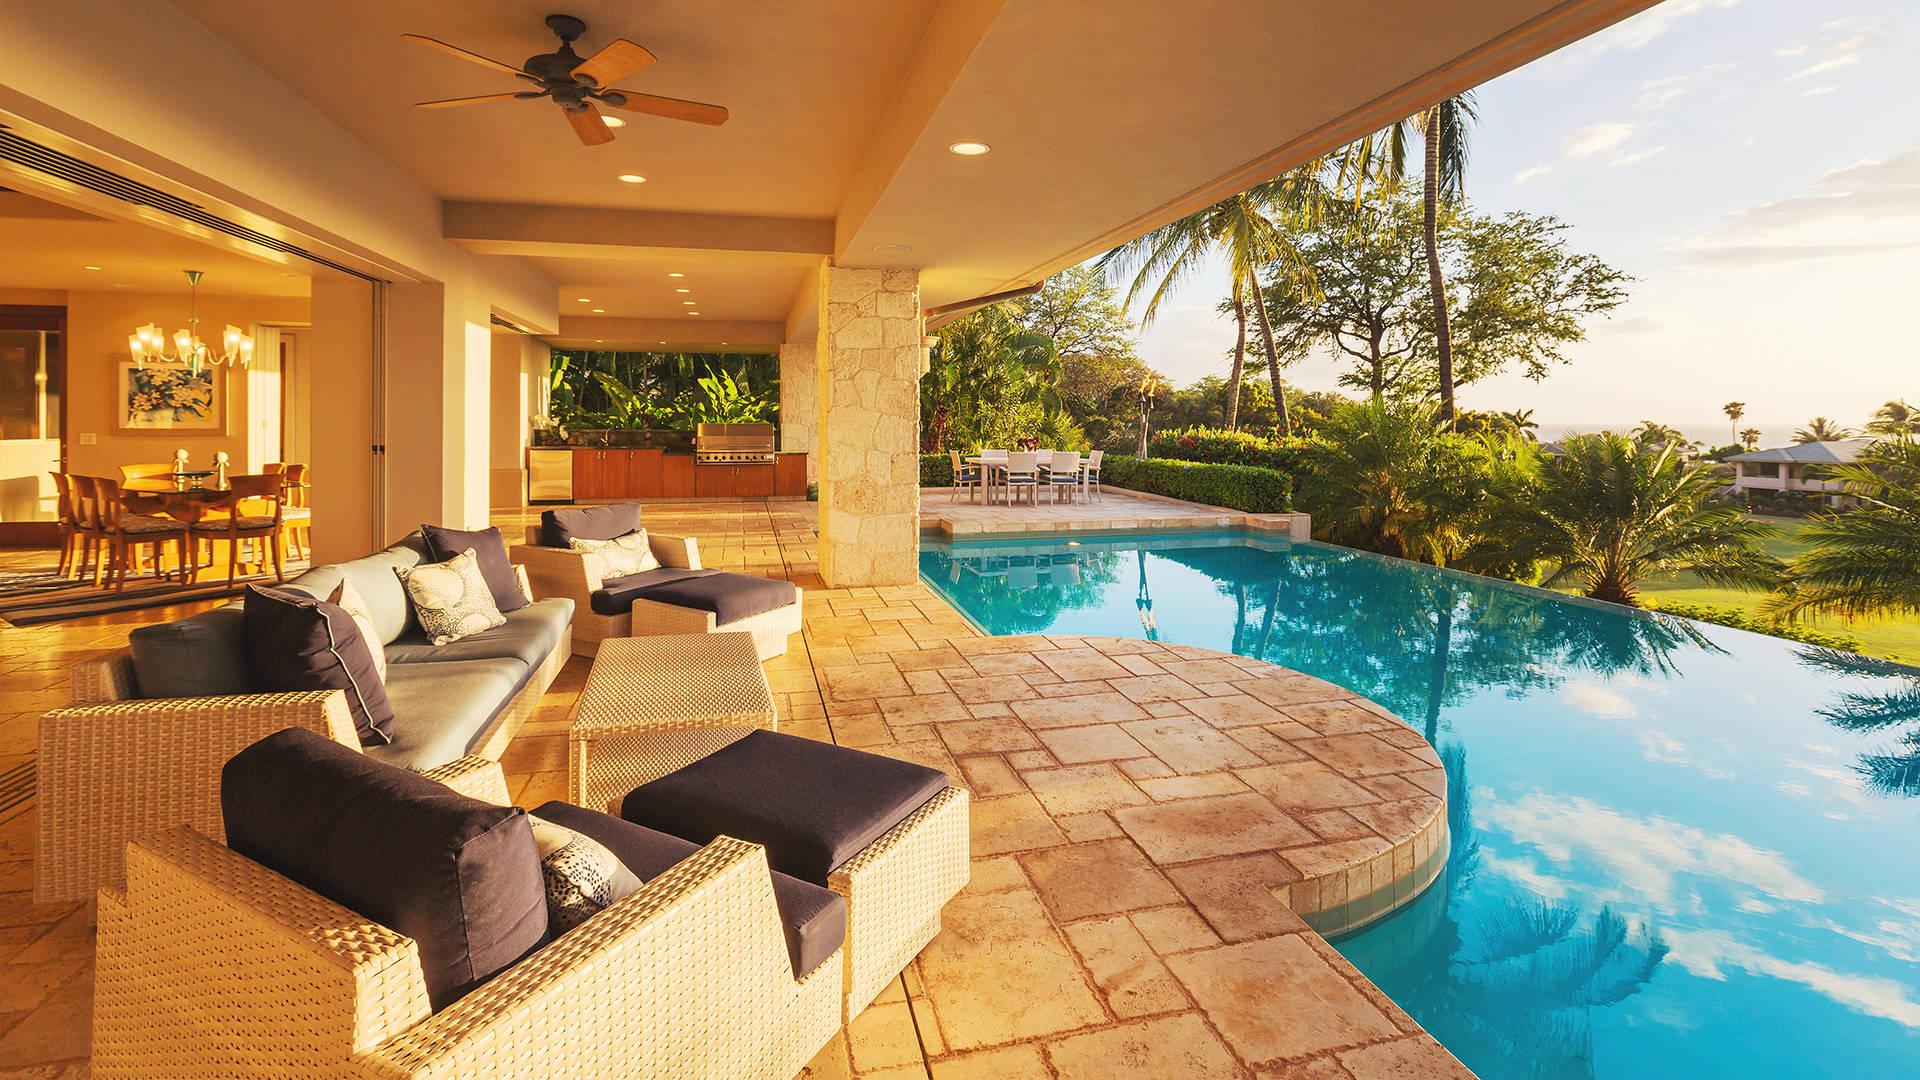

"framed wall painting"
[115, 361, 226, 434]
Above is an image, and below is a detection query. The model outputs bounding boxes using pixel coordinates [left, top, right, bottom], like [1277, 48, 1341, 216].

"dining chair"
[279, 463, 312, 559]
[89, 477, 190, 593]
[1045, 452, 1081, 504]
[947, 450, 981, 504]
[1082, 449, 1104, 501]
[50, 473, 85, 579]
[118, 463, 174, 484]
[188, 474, 286, 586]
[1002, 452, 1040, 506]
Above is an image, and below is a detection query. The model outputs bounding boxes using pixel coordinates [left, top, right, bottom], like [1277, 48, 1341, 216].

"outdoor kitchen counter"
[562, 447, 808, 500]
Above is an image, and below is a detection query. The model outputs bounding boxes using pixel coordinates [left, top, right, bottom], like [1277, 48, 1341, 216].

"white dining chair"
[1002, 452, 1040, 506]
[1045, 452, 1080, 504]
[1081, 449, 1105, 501]
[949, 449, 982, 503]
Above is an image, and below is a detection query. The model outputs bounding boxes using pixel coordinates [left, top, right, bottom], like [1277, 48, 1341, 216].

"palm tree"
[1869, 399, 1920, 436]
[1794, 417, 1857, 443]
[1723, 401, 1745, 444]
[1226, 282, 1249, 429]
[1764, 437, 1920, 622]
[1500, 408, 1540, 442]
[1100, 169, 1328, 434]
[1338, 93, 1478, 426]
[1631, 420, 1694, 452]
[1487, 433, 1784, 606]
[1739, 427, 1763, 449]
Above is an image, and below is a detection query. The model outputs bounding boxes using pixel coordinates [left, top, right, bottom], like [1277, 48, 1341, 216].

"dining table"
[122, 476, 233, 524]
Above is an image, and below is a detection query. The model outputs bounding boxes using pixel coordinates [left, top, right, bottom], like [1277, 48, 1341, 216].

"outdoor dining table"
[964, 455, 1088, 506]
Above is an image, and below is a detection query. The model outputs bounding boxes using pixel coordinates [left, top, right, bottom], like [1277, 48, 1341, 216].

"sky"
[1125, 0, 1920, 448]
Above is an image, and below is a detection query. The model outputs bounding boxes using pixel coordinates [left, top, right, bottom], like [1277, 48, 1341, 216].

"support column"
[814, 266, 922, 587]
[385, 283, 492, 535]
[490, 332, 547, 507]
[307, 279, 375, 564]
[778, 341, 818, 482]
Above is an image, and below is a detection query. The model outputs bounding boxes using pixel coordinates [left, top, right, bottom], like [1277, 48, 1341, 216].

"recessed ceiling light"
[674, 288, 690, 293]
[592, 308, 605, 313]
[667, 272, 684, 278]
[687, 311, 700, 316]
[83, 265, 102, 271]
[720, 341, 729, 345]
[873, 244, 912, 254]
[948, 141, 991, 156]
[617, 174, 646, 184]
[603, 116, 626, 128]
[575, 297, 591, 302]
[681, 300, 696, 305]
[658, 340, 667, 344]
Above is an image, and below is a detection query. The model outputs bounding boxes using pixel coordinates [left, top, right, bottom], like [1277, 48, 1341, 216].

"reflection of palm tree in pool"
[1798, 647, 1920, 797]
[1134, 549, 1159, 640]
[1351, 745, 1670, 1080]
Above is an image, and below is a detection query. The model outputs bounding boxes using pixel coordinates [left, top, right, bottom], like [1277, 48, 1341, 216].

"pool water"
[921, 530, 1920, 1080]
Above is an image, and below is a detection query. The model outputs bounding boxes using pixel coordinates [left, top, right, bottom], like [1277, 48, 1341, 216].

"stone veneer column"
[778, 341, 818, 482]
[814, 265, 922, 587]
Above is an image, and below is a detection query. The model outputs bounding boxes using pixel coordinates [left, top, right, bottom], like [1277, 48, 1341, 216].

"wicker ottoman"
[619, 730, 971, 1021]
[570, 632, 778, 813]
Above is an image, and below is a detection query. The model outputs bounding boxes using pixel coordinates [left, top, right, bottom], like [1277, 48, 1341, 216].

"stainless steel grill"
[694, 422, 777, 465]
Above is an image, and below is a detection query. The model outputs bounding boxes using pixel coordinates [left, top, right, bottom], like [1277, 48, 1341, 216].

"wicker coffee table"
[570, 632, 777, 813]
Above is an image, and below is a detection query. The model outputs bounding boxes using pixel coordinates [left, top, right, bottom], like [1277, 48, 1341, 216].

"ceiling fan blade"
[415, 92, 530, 109]
[604, 91, 729, 126]
[402, 34, 530, 79]
[571, 38, 657, 88]
[566, 106, 616, 146]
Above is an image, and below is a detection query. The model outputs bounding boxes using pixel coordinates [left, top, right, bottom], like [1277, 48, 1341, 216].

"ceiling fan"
[403, 14, 728, 146]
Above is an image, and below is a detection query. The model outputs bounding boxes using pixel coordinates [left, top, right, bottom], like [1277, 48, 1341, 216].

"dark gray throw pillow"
[222, 728, 548, 1010]
[242, 584, 395, 746]
[420, 523, 527, 613]
[539, 503, 642, 549]
[128, 605, 258, 699]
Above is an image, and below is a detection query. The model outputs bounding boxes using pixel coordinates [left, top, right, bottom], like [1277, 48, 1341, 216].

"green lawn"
[1638, 514, 1920, 662]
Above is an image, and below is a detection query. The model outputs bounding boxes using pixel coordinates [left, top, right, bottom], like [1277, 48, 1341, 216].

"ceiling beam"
[548, 314, 784, 349]
[444, 202, 834, 264]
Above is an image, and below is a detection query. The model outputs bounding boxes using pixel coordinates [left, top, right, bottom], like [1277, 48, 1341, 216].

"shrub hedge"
[1652, 601, 1863, 652]
[1105, 426, 1310, 475]
[918, 452, 1292, 513]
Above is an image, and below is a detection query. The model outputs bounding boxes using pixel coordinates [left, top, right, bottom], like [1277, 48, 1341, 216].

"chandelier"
[128, 270, 254, 371]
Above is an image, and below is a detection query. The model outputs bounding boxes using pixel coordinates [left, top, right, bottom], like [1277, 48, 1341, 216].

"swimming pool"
[921, 529, 1920, 1079]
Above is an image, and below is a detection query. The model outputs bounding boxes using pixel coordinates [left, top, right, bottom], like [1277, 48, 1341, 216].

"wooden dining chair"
[118, 463, 175, 484]
[279, 463, 312, 560]
[50, 473, 85, 579]
[188, 474, 285, 586]
[947, 450, 981, 503]
[89, 477, 190, 593]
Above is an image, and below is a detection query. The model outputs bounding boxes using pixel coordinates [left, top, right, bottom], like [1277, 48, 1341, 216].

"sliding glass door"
[0, 307, 65, 523]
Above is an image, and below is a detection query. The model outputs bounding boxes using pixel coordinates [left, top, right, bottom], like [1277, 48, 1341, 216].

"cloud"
[1802, 85, 1838, 97]
[1565, 122, 1636, 158]
[1563, 681, 1636, 720]
[1787, 24, 1884, 81]
[1666, 928, 1920, 1027]
[1637, 61, 1735, 110]
[1612, 145, 1669, 167]
[1588, 0, 1743, 53]
[1513, 164, 1553, 184]
[1636, 727, 1689, 765]
[1674, 146, 1920, 267]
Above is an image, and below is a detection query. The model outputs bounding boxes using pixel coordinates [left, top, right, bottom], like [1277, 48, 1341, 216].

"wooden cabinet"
[661, 454, 697, 498]
[694, 463, 775, 497]
[775, 454, 808, 496]
[627, 449, 664, 498]
[572, 450, 626, 500]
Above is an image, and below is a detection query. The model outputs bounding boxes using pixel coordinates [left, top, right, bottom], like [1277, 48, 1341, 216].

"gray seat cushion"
[589, 567, 720, 616]
[530, 801, 846, 980]
[365, 657, 530, 771]
[128, 604, 259, 698]
[540, 503, 642, 549]
[627, 571, 799, 626]
[382, 597, 573, 668]
[620, 730, 949, 885]
[285, 534, 430, 644]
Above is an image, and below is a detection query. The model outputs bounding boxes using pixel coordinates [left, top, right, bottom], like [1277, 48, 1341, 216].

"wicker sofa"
[35, 533, 574, 904]
[93, 756, 842, 1080]
[512, 524, 802, 660]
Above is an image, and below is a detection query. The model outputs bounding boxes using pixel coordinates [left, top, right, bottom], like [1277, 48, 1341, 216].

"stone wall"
[778, 341, 818, 482]
[815, 265, 922, 586]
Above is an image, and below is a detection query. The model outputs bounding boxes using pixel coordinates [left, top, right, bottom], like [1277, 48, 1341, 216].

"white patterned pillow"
[393, 550, 506, 646]
[328, 578, 387, 680]
[527, 814, 641, 934]
[570, 530, 659, 583]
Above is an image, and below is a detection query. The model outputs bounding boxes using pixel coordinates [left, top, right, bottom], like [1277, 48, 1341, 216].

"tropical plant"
[1764, 437, 1920, 622]
[1485, 433, 1784, 606]
[1099, 166, 1331, 433]
[1869, 399, 1920, 436]
[921, 303, 1067, 451]
[1337, 94, 1479, 425]
[1295, 398, 1512, 566]
[1799, 648, 1920, 796]
[1500, 408, 1540, 441]
[1794, 417, 1857, 443]
[1631, 420, 1696, 452]
[1740, 427, 1762, 449]
[1723, 401, 1745, 443]
[588, 370, 663, 429]
[685, 368, 775, 426]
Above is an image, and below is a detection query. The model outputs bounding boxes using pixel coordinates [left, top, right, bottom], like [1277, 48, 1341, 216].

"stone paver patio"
[0, 498, 1470, 1079]
[920, 485, 1309, 539]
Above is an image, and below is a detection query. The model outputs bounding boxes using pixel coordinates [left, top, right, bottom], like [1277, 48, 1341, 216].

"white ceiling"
[0, 189, 310, 297]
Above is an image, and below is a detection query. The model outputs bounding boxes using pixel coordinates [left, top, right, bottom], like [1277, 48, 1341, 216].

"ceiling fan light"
[603, 115, 626, 127]
[617, 173, 646, 184]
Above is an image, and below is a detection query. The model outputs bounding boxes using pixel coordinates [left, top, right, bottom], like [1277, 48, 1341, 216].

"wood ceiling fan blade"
[604, 91, 729, 126]
[402, 34, 530, 79]
[566, 106, 616, 146]
[415, 92, 531, 109]
[571, 38, 657, 88]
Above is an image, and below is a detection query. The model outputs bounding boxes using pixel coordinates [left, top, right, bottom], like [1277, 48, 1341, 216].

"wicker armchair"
[93, 758, 843, 1080]
[35, 564, 569, 904]
[510, 527, 801, 660]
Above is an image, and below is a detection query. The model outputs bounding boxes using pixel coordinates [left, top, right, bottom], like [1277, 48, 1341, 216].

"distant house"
[1727, 439, 1868, 502]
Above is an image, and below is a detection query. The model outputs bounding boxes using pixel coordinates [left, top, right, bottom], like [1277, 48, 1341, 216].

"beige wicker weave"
[831, 785, 970, 1019]
[571, 633, 778, 812]
[512, 526, 802, 660]
[35, 566, 570, 904]
[92, 758, 843, 1080]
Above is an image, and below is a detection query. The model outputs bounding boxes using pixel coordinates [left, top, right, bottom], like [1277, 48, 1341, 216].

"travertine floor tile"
[1019, 838, 1182, 922]
[1045, 1013, 1246, 1080]
[1168, 936, 1398, 1064]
